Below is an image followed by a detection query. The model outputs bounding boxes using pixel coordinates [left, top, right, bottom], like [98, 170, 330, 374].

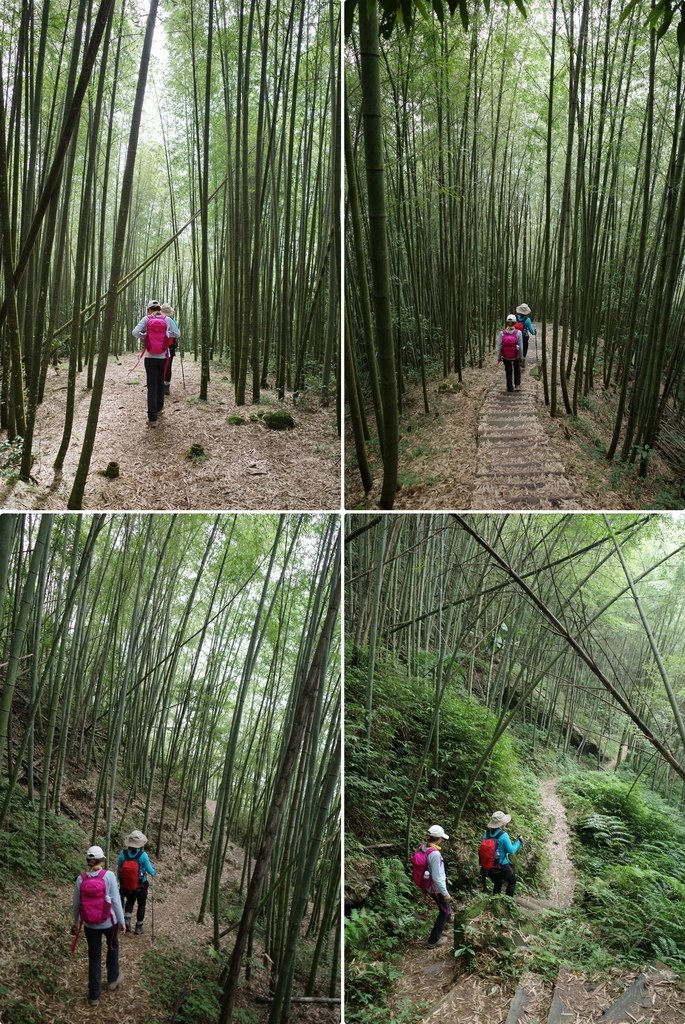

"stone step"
[547, 969, 582, 1024]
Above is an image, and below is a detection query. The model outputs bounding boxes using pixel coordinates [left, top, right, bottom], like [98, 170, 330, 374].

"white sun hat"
[427, 824, 449, 840]
[86, 845, 105, 860]
[487, 811, 512, 829]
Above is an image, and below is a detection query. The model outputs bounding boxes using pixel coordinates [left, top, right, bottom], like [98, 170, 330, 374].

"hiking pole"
[179, 347, 186, 391]
[151, 878, 155, 942]
[70, 918, 83, 953]
[128, 349, 144, 375]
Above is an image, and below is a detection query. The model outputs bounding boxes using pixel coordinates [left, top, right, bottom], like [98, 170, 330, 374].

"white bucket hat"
[487, 811, 511, 829]
[124, 830, 148, 849]
[427, 824, 449, 840]
[516, 303, 531, 316]
[86, 845, 105, 860]
[506, 314, 517, 323]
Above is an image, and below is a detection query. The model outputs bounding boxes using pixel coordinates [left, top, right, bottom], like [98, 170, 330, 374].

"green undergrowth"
[558, 771, 685, 975]
[141, 941, 224, 1024]
[0, 785, 88, 892]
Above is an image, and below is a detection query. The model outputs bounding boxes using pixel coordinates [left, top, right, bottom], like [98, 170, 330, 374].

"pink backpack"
[145, 314, 168, 355]
[410, 844, 437, 891]
[501, 329, 519, 361]
[79, 869, 112, 925]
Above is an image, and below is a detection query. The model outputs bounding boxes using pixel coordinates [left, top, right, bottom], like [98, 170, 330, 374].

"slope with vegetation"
[0, 513, 341, 1024]
[345, 513, 685, 1023]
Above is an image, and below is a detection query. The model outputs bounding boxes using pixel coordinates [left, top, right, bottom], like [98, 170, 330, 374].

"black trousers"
[522, 335, 529, 358]
[488, 863, 517, 896]
[123, 884, 148, 922]
[144, 358, 165, 420]
[503, 359, 521, 391]
[84, 925, 119, 999]
[428, 892, 451, 944]
[164, 345, 177, 385]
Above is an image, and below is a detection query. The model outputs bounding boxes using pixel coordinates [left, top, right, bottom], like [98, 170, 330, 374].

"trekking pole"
[70, 918, 83, 953]
[179, 347, 186, 391]
[128, 349, 144, 375]
[151, 878, 155, 942]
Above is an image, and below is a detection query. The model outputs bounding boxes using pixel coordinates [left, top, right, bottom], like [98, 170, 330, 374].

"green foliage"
[0, 786, 88, 891]
[558, 772, 685, 975]
[346, 855, 423, 1022]
[345, 649, 545, 856]
[261, 409, 295, 431]
[0, 437, 23, 481]
[142, 941, 223, 1024]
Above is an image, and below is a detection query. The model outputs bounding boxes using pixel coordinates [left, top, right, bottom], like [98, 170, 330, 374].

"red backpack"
[478, 829, 503, 871]
[410, 844, 438, 890]
[79, 870, 112, 925]
[120, 852, 144, 892]
[144, 314, 168, 355]
[501, 329, 519, 361]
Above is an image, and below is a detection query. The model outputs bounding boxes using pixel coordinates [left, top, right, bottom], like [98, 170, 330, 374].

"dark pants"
[488, 863, 517, 896]
[84, 925, 119, 1000]
[503, 359, 521, 392]
[144, 358, 165, 420]
[123, 884, 148, 922]
[164, 345, 176, 385]
[428, 892, 451, 945]
[522, 336, 529, 358]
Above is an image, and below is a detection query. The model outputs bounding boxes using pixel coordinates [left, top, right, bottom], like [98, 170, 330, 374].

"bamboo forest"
[0, 0, 339, 511]
[345, 0, 685, 511]
[0, 513, 341, 1024]
[346, 513, 685, 1024]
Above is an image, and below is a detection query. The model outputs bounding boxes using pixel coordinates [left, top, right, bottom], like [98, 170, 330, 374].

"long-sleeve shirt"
[73, 869, 125, 929]
[482, 829, 521, 866]
[424, 845, 449, 897]
[497, 329, 523, 359]
[117, 848, 156, 883]
[132, 316, 181, 359]
[519, 315, 536, 336]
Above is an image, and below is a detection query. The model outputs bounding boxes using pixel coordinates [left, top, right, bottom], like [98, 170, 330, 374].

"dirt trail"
[538, 777, 575, 909]
[0, 358, 339, 510]
[471, 330, 583, 509]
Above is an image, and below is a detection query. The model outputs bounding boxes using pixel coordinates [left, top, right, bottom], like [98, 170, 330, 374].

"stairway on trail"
[471, 341, 580, 510]
[505, 965, 680, 1024]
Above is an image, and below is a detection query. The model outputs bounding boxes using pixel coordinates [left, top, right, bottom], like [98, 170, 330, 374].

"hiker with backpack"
[515, 303, 537, 368]
[497, 315, 524, 392]
[411, 825, 453, 947]
[160, 303, 180, 395]
[117, 829, 156, 935]
[71, 845, 125, 1006]
[132, 300, 181, 425]
[478, 811, 523, 896]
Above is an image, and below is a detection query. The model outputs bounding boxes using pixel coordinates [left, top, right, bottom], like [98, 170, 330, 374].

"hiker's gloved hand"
[517, 835, 524, 844]
[118, 924, 125, 934]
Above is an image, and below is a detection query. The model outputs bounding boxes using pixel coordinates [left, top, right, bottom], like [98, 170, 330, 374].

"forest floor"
[346, 324, 681, 510]
[0, 358, 340, 510]
[0, 796, 337, 1024]
[389, 777, 684, 1024]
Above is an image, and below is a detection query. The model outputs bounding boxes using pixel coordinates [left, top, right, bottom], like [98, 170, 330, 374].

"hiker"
[411, 825, 452, 947]
[479, 811, 523, 896]
[160, 303, 180, 396]
[132, 300, 181, 425]
[117, 829, 156, 935]
[71, 845, 125, 1006]
[497, 314, 524, 393]
[515, 303, 537, 367]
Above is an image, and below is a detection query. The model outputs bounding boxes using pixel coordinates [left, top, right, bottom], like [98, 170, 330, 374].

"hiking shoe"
[134, 922, 144, 935]
[427, 936, 446, 947]
[514, 385, 521, 390]
[88, 997, 100, 1006]
[108, 975, 122, 992]
[164, 384, 170, 395]
[147, 419, 157, 427]
[124, 914, 131, 933]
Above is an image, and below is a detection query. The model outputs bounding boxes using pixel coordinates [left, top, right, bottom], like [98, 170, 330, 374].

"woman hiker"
[418, 824, 453, 947]
[515, 303, 537, 367]
[497, 314, 524, 392]
[132, 300, 180, 425]
[72, 844, 125, 1006]
[481, 811, 523, 896]
[117, 829, 156, 934]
